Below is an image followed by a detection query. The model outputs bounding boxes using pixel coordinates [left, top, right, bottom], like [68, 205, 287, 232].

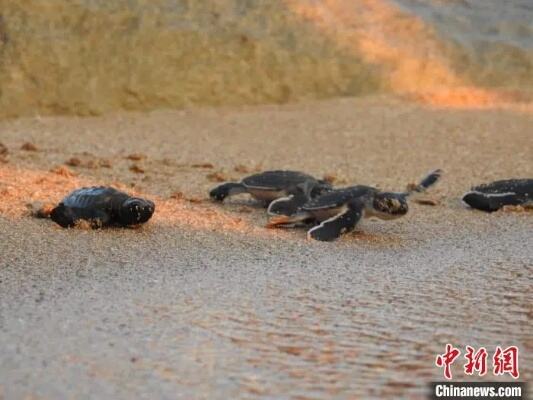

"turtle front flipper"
[407, 169, 443, 195]
[307, 203, 363, 242]
[89, 210, 112, 228]
[209, 182, 246, 201]
[50, 204, 78, 228]
[462, 191, 522, 212]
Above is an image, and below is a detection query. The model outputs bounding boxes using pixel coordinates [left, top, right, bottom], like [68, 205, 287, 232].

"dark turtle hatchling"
[209, 170, 332, 215]
[267, 169, 442, 241]
[462, 179, 532, 212]
[49, 186, 155, 228]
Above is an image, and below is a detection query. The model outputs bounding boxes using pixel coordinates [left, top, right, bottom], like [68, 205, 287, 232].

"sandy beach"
[0, 96, 532, 399]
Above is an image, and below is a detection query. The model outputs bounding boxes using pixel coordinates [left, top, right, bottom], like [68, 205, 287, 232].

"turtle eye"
[389, 198, 400, 210]
[392, 198, 408, 214]
[374, 198, 389, 212]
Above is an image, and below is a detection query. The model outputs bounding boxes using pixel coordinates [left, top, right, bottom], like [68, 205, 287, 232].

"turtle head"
[119, 197, 155, 225]
[209, 182, 245, 201]
[371, 192, 408, 219]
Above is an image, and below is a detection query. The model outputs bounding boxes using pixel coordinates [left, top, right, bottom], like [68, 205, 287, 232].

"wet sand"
[0, 96, 531, 399]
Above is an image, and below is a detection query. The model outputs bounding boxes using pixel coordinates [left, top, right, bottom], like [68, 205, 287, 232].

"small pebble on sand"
[192, 163, 214, 169]
[129, 164, 145, 174]
[27, 202, 54, 218]
[170, 191, 184, 200]
[234, 164, 250, 173]
[50, 166, 76, 177]
[207, 172, 228, 182]
[323, 174, 337, 184]
[21, 142, 38, 151]
[406, 182, 418, 191]
[324, 173, 348, 184]
[86, 159, 99, 169]
[126, 153, 146, 161]
[414, 198, 440, 206]
[501, 204, 531, 212]
[65, 157, 82, 167]
[99, 159, 112, 168]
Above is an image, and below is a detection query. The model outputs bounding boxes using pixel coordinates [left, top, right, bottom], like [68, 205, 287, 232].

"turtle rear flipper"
[89, 210, 112, 228]
[462, 191, 522, 212]
[268, 180, 333, 216]
[50, 205, 111, 228]
[307, 203, 363, 241]
[267, 191, 309, 216]
[209, 182, 246, 201]
[266, 211, 312, 228]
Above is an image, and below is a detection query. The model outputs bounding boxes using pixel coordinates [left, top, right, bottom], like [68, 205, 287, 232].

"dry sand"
[0, 96, 531, 399]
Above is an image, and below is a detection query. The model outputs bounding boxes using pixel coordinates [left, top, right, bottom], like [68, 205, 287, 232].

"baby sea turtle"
[462, 179, 532, 212]
[209, 170, 332, 215]
[267, 169, 442, 241]
[49, 186, 155, 228]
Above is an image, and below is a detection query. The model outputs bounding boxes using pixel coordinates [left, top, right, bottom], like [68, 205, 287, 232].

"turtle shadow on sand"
[289, 224, 405, 246]
[218, 196, 271, 210]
